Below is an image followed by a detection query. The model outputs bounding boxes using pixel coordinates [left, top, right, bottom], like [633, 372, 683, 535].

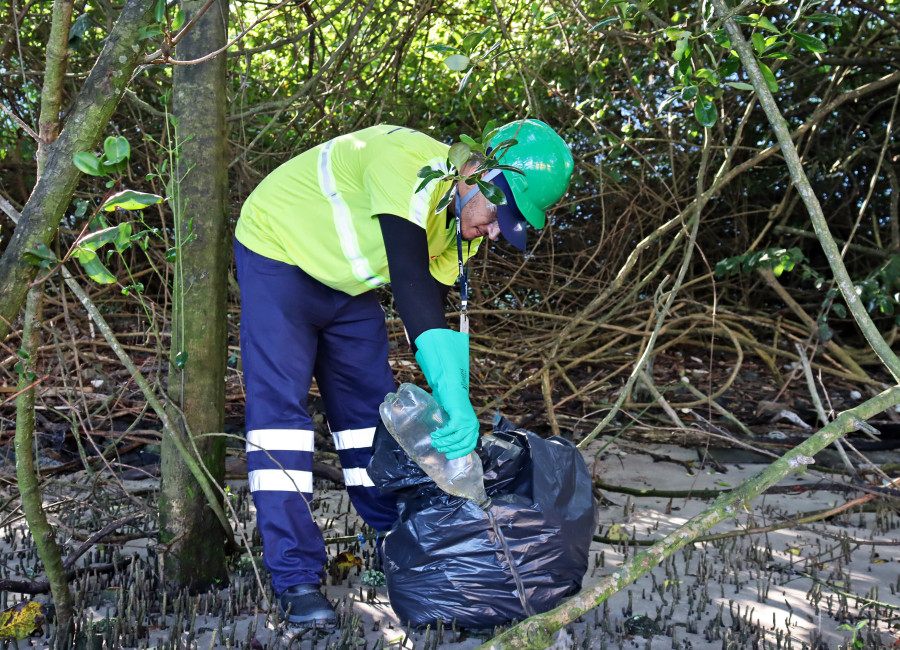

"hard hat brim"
[492, 172, 529, 251]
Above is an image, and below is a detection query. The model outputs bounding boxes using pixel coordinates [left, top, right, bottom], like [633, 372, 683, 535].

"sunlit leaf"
[171, 7, 186, 30]
[101, 190, 163, 212]
[665, 27, 691, 40]
[728, 81, 755, 90]
[444, 54, 471, 71]
[695, 68, 718, 85]
[174, 351, 188, 369]
[673, 37, 690, 61]
[755, 15, 779, 33]
[73, 249, 117, 284]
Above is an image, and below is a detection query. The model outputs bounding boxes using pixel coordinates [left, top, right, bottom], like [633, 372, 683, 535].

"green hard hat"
[487, 119, 574, 230]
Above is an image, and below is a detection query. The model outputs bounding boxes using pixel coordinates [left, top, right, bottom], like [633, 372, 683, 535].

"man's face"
[458, 181, 501, 242]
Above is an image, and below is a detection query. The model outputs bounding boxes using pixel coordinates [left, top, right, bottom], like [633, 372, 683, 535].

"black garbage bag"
[367, 416, 597, 628]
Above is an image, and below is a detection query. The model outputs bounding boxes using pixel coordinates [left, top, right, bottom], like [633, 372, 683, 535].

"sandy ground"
[6, 433, 900, 650]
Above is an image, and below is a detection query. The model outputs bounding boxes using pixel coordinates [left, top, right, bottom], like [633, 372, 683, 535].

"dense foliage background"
[0, 0, 898, 640]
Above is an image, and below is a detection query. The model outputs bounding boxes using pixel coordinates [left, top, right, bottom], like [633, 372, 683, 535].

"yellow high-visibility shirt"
[235, 125, 481, 295]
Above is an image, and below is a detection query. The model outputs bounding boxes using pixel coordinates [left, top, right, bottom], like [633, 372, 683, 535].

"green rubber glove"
[414, 328, 480, 459]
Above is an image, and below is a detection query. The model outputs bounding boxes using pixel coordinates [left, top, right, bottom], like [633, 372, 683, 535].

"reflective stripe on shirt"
[408, 156, 450, 227]
[317, 140, 387, 289]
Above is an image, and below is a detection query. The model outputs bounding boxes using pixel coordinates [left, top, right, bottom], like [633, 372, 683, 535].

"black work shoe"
[278, 584, 338, 629]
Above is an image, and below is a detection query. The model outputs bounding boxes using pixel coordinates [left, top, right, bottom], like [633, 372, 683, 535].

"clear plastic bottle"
[380, 383, 491, 509]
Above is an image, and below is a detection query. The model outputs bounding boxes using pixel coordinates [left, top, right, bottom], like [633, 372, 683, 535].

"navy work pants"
[234, 239, 398, 593]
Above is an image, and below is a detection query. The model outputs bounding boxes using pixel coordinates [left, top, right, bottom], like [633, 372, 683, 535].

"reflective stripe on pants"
[234, 238, 398, 594]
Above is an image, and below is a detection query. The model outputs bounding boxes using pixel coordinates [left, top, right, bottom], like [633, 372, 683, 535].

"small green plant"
[415, 120, 525, 213]
[26, 136, 162, 285]
[837, 619, 866, 650]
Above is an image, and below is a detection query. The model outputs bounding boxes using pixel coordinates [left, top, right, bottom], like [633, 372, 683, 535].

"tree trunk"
[13, 2, 77, 644]
[14, 290, 75, 646]
[0, 0, 156, 344]
[159, 0, 230, 591]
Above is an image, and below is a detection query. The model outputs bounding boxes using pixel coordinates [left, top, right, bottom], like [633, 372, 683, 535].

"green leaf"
[461, 31, 486, 53]
[681, 85, 698, 101]
[694, 68, 719, 85]
[673, 37, 690, 61]
[138, 25, 163, 40]
[73, 152, 103, 176]
[414, 171, 443, 193]
[832, 302, 847, 318]
[491, 164, 526, 176]
[457, 66, 476, 94]
[165, 246, 177, 263]
[417, 165, 435, 178]
[664, 27, 691, 40]
[713, 29, 731, 48]
[154, 0, 166, 22]
[174, 351, 188, 369]
[103, 136, 130, 165]
[755, 15, 779, 33]
[444, 54, 471, 71]
[758, 62, 779, 92]
[751, 32, 766, 55]
[171, 7, 185, 30]
[436, 186, 455, 213]
[101, 189, 163, 212]
[23, 243, 57, 268]
[728, 81, 755, 90]
[817, 319, 833, 343]
[718, 51, 741, 77]
[790, 31, 827, 52]
[659, 94, 678, 112]
[114, 222, 133, 252]
[76, 226, 122, 252]
[477, 179, 507, 206]
[588, 16, 619, 32]
[732, 15, 753, 24]
[68, 12, 92, 46]
[694, 95, 717, 127]
[74, 249, 117, 284]
[448, 142, 472, 171]
[459, 134, 481, 149]
[16, 349, 29, 360]
[807, 13, 842, 25]
[481, 119, 499, 144]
